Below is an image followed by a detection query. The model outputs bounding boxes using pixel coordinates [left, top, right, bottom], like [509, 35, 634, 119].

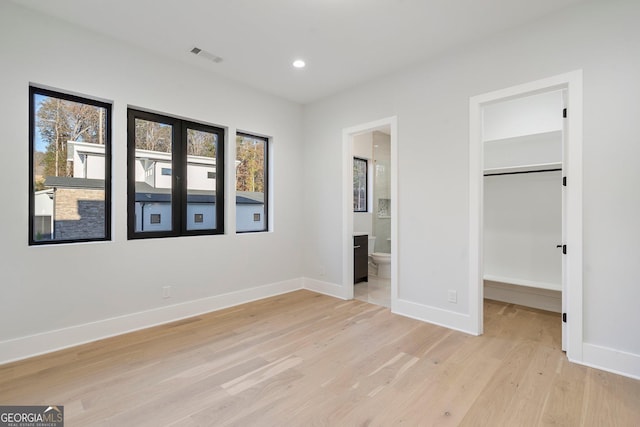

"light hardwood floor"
[1, 290, 639, 426]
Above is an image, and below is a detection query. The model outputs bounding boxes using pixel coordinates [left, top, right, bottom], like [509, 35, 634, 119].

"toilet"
[368, 236, 391, 279]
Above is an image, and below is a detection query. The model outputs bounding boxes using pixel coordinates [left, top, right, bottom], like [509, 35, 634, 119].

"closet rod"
[483, 168, 562, 177]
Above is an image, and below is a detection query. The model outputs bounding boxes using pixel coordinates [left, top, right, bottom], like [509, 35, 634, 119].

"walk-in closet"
[482, 89, 565, 319]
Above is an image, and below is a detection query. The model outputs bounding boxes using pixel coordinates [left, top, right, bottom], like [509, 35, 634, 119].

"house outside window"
[127, 109, 225, 238]
[236, 133, 268, 233]
[29, 86, 112, 245]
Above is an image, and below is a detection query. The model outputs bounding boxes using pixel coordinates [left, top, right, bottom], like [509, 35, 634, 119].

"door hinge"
[563, 108, 567, 118]
[562, 313, 567, 323]
[563, 176, 567, 186]
[556, 244, 567, 254]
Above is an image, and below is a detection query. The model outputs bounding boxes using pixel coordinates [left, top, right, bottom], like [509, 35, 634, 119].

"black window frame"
[236, 132, 269, 234]
[28, 86, 112, 246]
[353, 157, 368, 213]
[127, 108, 225, 239]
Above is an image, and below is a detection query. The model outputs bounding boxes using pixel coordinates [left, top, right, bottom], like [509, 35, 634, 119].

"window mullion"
[173, 121, 184, 236]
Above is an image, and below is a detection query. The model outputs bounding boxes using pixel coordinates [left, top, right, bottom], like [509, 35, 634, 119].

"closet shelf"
[483, 130, 562, 145]
[483, 162, 562, 175]
[483, 274, 561, 292]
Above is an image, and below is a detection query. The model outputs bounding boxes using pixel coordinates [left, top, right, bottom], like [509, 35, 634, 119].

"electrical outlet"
[162, 286, 171, 299]
[448, 290, 457, 303]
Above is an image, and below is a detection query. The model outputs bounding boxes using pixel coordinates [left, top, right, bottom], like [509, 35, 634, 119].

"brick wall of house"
[54, 188, 106, 240]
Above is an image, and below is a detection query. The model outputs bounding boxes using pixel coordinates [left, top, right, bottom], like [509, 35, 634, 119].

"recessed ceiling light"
[293, 59, 306, 69]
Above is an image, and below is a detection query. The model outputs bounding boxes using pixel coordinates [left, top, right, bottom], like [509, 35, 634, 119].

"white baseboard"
[484, 280, 561, 313]
[5, 277, 639, 381]
[0, 278, 303, 365]
[302, 277, 347, 300]
[579, 343, 640, 380]
[394, 298, 476, 335]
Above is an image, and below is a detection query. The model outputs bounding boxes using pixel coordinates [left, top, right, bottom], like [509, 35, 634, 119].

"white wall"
[483, 90, 564, 141]
[372, 132, 391, 253]
[302, 0, 640, 376]
[484, 131, 562, 170]
[483, 91, 563, 290]
[484, 171, 562, 288]
[0, 2, 304, 361]
[483, 90, 563, 170]
[3, 0, 640, 379]
[352, 132, 373, 159]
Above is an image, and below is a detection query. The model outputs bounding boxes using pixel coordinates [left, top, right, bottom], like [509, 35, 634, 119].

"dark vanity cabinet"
[354, 235, 368, 284]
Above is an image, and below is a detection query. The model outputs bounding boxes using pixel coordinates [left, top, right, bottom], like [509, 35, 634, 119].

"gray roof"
[236, 191, 264, 204]
[45, 176, 105, 189]
[43, 178, 263, 204]
[135, 182, 263, 204]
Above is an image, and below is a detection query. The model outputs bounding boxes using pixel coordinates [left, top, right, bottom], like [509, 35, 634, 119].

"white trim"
[394, 298, 477, 336]
[469, 70, 583, 360]
[342, 116, 398, 307]
[0, 278, 302, 365]
[303, 277, 347, 300]
[580, 343, 640, 381]
[469, 95, 483, 335]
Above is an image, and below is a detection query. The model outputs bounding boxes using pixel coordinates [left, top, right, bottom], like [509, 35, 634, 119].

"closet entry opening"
[481, 88, 567, 350]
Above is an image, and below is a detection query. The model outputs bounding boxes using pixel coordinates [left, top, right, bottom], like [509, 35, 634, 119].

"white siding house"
[67, 141, 264, 232]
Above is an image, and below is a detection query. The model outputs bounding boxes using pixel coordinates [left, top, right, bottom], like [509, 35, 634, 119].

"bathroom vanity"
[353, 234, 368, 284]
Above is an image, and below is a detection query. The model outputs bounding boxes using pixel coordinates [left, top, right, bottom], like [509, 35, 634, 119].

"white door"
[561, 89, 568, 352]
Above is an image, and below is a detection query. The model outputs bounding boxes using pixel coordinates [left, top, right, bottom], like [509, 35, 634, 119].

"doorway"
[469, 71, 583, 359]
[342, 117, 398, 310]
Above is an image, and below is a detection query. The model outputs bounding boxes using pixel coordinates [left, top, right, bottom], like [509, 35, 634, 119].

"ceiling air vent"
[190, 46, 223, 63]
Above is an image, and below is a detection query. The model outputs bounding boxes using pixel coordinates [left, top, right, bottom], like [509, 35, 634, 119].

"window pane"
[186, 128, 217, 231]
[128, 110, 225, 239]
[236, 134, 267, 232]
[133, 118, 173, 232]
[31, 90, 109, 243]
[353, 157, 367, 212]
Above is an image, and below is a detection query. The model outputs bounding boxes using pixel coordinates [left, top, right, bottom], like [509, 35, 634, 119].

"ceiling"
[12, 0, 586, 104]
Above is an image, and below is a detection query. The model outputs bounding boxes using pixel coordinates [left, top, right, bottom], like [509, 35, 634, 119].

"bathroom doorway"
[342, 117, 398, 310]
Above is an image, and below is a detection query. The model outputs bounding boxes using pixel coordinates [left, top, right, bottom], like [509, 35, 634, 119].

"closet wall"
[483, 90, 564, 312]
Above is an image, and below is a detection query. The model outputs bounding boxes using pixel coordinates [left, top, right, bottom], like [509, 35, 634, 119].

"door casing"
[468, 71, 583, 361]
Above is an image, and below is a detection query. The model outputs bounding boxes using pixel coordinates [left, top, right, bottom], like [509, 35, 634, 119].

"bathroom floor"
[354, 269, 390, 308]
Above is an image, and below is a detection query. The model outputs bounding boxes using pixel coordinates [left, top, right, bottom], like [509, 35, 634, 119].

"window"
[29, 86, 112, 245]
[236, 133, 268, 232]
[127, 109, 224, 239]
[353, 157, 368, 212]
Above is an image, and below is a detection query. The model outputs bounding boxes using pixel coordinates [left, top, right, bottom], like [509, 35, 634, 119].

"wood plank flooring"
[1, 290, 639, 426]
